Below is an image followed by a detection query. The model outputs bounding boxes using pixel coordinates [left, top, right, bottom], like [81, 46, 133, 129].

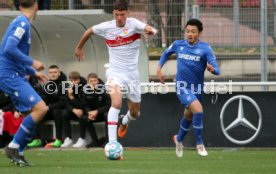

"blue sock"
[193, 112, 203, 145]
[176, 117, 192, 142]
[18, 128, 36, 153]
[13, 115, 37, 152]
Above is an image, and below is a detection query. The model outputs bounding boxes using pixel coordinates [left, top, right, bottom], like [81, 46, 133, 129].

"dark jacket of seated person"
[82, 77, 111, 122]
[65, 76, 87, 112]
[79, 73, 111, 147]
[43, 71, 67, 111]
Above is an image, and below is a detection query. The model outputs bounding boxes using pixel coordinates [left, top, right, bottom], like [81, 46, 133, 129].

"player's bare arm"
[75, 28, 94, 61]
[32, 59, 45, 71]
[206, 63, 214, 73]
[156, 64, 165, 84]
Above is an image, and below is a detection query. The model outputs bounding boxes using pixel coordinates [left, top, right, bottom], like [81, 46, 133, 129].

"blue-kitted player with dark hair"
[157, 18, 220, 157]
[0, 0, 48, 166]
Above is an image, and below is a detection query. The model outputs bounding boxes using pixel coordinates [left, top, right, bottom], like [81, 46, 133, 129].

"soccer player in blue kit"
[0, 0, 48, 166]
[157, 18, 220, 157]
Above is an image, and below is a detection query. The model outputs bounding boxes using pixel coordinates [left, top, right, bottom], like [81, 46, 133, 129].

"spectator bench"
[43, 120, 106, 141]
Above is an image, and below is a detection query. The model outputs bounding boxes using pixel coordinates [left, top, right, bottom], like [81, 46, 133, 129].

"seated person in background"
[0, 91, 14, 112]
[28, 65, 67, 148]
[37, 0, 51, 10]
[14, 0, 51, 10]
[60, 71, 87, 148]
[0, 91, 23, 148]
[78, 73, 110, 148]
[1, 111, 24, 147]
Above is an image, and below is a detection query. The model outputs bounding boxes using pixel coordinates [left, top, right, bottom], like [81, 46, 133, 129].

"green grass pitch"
[1, 148, 276, 174]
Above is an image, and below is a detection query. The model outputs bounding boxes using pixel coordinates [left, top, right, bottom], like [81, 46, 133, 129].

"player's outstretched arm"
[75, 28, 94, 61]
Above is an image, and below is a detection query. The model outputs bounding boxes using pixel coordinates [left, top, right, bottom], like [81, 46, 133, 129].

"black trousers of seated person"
[34, 108, 63, 141]
[79, 114, 107, 147]
[62, 109, 85, 139]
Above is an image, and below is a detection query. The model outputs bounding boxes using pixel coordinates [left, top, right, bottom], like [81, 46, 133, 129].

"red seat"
[220, 0, 232, 7]
[205, 0, 220, 8]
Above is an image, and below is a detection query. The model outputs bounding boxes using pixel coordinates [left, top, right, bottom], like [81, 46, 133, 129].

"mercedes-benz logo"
[220, 95, 262, 145]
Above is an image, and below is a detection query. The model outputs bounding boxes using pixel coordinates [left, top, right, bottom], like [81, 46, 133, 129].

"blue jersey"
[159, 40, 220, 91]
[0, 15, 34, 77]
[0, 15, 39, 112]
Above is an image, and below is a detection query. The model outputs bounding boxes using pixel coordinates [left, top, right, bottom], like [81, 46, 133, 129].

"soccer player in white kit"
[75, 0, 157, 143]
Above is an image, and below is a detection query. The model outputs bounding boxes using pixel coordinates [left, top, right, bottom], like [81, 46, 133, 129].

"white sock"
[18, 151, 24, 156]
[107, 107, 120, 142]
[8, 141, 20, 149]
[122, 111, 138, 125]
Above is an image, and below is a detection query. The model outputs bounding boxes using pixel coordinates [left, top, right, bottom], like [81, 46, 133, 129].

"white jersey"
[92, 18, 147, 72]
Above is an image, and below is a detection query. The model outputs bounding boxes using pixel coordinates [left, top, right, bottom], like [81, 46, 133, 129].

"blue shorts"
[0, 73, 42, 112]
[176, 88, 203, 108]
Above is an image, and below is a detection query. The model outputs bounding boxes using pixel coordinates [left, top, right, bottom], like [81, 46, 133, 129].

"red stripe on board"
[108, 121, 118, 125]
[105, 33, 141, 47]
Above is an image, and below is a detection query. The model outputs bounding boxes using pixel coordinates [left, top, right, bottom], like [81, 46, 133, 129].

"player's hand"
[207, 63, 214, 73]
[145, 26, 157, 36]
[32, 60, 45, 71]
[35, 71, 48, 83]
[157, 66, 165, 84]
[75, 47, 84, 62]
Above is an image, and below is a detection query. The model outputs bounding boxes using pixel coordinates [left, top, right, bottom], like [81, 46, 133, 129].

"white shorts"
[105, 69, 141, 103]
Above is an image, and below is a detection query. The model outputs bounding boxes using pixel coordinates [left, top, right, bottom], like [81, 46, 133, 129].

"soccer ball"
[104, 141, 123, 160]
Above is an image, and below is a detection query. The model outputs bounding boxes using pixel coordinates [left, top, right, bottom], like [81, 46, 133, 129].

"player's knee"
[130, 110, 140, 119]
[184, 113, 193, 120]
[34, 101, 48, 117]
[189, 100, 203, 113]
[40, 105, 48, 117]
[192, 107, 203, 113]
[111, 102, 122, 110]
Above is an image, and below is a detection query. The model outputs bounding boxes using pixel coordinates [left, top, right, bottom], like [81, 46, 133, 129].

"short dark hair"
[87, 73, 98, 80]
[186, 18, 203, 32]
[69, 71, 80, 80]
[48, 65, 59, 69]
[20, 0, 37, 8]
[113, 0, 129, 11]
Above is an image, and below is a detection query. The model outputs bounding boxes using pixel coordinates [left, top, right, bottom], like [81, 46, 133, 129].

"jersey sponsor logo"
[13, 27, 25, 39]
[178, 53, 200, 61]
[115, 35, 123, 42]
[105, 33, 141, 47]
